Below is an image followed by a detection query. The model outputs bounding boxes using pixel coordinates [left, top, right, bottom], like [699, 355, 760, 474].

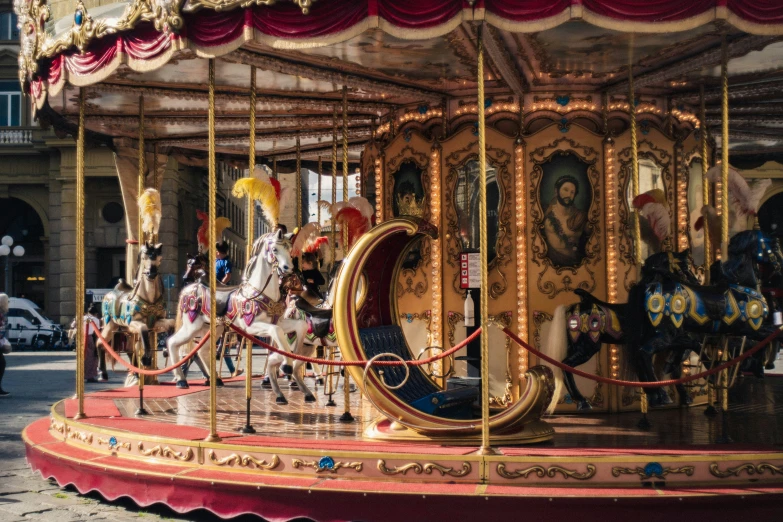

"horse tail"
[542, 304, 569, 415]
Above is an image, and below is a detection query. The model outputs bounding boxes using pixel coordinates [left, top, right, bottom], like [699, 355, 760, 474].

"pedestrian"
[0, 293, 11, 397]
[84, 302, 101, 383]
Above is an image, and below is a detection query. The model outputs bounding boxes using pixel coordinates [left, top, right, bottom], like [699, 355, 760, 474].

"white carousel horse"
[166, 230, 312, 404]
[101, 242, 173, 386]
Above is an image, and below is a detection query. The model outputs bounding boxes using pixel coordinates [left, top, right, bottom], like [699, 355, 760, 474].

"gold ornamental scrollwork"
[20, 0, 184, 70]
[49, 418, 65, 435]
[292, 458, 363, 474]
[709, 463, 783, 478]
[138, 443, 194, 462]
[528, 137, 601, 299]
[183, 0, 316, 15]
[67, 430, 93, 445]
[497, 463, 597, 480]
[611, 465, 694, 479]
[207, 450, 279, 470]
[378, 460, 472, 477]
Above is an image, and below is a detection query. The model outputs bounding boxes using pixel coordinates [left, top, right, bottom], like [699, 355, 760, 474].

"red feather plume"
[304, 236, 329, 254]
[270, 177, 282, 201]
[335, 207, 370, 248]
[196, 210, 209, 252]
[632, 193, 656, 209]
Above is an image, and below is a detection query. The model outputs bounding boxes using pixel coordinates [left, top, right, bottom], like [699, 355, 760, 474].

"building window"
[0, 81, 21, 126]
[0, 12, 18, 42]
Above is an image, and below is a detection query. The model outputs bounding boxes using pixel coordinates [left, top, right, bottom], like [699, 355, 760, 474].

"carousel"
[16, 0, 783, 519]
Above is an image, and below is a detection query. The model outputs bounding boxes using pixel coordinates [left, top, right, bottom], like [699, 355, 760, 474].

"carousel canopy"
[15, 0, 783, 162]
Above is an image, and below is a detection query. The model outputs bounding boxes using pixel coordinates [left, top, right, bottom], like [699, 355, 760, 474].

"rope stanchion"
[227, 324, 482, 368]
[502, 327, 782, 389]
[89, 322, 210, 376]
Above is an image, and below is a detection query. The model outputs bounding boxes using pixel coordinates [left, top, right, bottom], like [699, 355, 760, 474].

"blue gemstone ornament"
[644, 462, 663, 477]
[319, 456, 335, 470]
[109, 436, 117, 446]
[556, 95, 570, 106]
[75, 10, 83, 26]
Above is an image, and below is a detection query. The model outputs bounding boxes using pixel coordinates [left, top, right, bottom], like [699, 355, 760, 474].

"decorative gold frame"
[446, 310, 514, 408]
[443, 142, 513, 298]
[617, 140, 673, 292]
[528, 137, 602, 299]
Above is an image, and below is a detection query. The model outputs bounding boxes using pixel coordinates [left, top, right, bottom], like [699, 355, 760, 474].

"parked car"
[5, 298, 70, 350]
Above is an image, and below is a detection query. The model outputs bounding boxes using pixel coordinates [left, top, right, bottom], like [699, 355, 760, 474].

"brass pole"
[317, 156, 323, 224]
[340, 85, 353, 423]
[629, 45, 642, 269]
[331, 106, 337, 268]
[296, 133, 302, 228]
[206, 59, 221, 443]
[242, 65, 256, 434]
[342, 85, 349, 202]
[720, 35, 730, 262]
[136, 95, 150, 395]
[476, 26, 496, 456]
[700, 82, 711, 282]
[272, 140, 277, 179]
[74, 88, 86, 420]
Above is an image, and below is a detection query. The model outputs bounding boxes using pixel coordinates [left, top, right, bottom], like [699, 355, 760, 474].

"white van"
[5, 298, 69, 350]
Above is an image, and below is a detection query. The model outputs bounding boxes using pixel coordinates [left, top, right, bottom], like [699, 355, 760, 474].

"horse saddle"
[216, 285, 242, 316]
[292, 296, 333, 339]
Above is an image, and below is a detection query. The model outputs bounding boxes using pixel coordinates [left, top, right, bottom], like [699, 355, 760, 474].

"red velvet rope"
[502, 327, 782, 388]
[228, 323, 482, 367]
[88, 322, 210, 376]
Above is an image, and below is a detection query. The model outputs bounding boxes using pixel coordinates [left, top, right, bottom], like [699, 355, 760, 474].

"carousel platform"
[23, 375, 783, 521]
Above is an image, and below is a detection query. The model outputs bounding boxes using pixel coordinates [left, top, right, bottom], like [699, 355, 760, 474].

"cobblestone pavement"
[0, 351, 268, 522]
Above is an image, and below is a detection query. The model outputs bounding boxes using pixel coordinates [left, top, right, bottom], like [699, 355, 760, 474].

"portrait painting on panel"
[392, 160, 425, 218]
[538, 152, 592, 268]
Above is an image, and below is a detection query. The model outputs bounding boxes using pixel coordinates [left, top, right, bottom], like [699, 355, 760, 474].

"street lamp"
[0, 235, 25, 295]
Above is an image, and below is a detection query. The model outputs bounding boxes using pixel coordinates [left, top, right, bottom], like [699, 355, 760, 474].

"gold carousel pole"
[720, 36, 730, 263]
[700, 82, 711, 282]
[719, 34, 731, 434]
[339, 85, 354, 423]
[241, 65, 257, 434]
[628, 42, 649, 426]
[317, 156, 323, 224]
[296, 133, 302, 229]
[135, 95, 150, 407]
[74, 88, 86, 420]
[205, 59, 221, 443]
[325, 105, 338, 407]
[476, 26, 496, 456]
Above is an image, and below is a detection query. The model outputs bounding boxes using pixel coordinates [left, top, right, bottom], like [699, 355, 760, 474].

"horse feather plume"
[196, 210, 231, 253]
[335, 207, 370, 248]
[138, 188, 162, 237]
[292, 222, 322, 257]
[304, 236, 328, 255]
[706, 165, 770, 218]
[232, 165, 282, 227]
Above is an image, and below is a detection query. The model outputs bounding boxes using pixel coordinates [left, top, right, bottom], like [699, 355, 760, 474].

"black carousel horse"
[627, 229, 783, 403]
[543, 249, 700, 412]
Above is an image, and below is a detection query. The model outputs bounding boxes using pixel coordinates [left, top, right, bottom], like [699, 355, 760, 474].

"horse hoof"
[315, 377, 324, 385]
[162, 350, 169, 359]
[276, 397, 288, 405]
[304, 394, 316, 403]
[576, 401, 592, 411]
[289, 381, 299, 388]
[216, 379, 224, 388]
[281, 364, 293, 375]
[261, 378, 272, 388]
[766, 363, 776, 370]
[176, 381, 189, 389]
[679, 395, 693, 406]
[141, 356, 152, 367]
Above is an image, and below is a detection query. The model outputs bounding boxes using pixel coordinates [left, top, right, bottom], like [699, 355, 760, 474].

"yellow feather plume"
[233, 177, 280, 227]
[138, 188, 161, 237]
[215, 217, 231, 241]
